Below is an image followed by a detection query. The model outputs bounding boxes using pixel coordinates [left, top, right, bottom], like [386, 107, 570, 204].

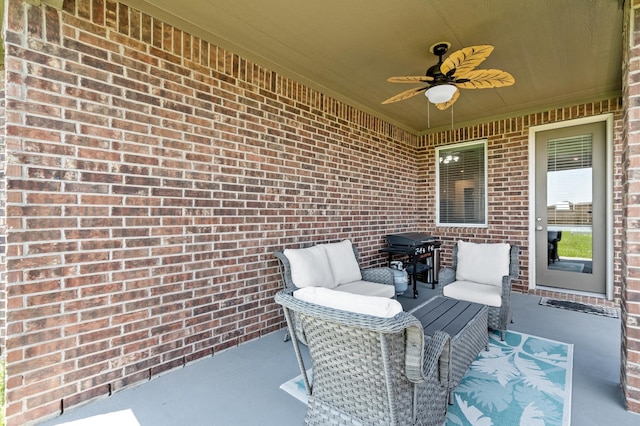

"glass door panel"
[546, 135, 593, 275]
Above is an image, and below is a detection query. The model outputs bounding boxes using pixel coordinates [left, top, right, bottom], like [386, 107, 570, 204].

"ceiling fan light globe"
[425, 84, 457, 104]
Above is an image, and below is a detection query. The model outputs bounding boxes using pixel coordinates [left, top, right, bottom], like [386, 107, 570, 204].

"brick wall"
[1, 66, 7, 342]
[0, 52, 7, 419]
[420, 103, 624, 301]
[621, 0, 640, 415]
[2, 1, 423, 423]
[0, 0, 632, 424]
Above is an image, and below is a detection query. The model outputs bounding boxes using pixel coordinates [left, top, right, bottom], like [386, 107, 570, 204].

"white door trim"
[528, 114, 614, 300]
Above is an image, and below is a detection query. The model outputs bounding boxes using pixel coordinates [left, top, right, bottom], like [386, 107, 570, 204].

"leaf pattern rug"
[280, 330, 573, 426]
[447, 330, 573, 426]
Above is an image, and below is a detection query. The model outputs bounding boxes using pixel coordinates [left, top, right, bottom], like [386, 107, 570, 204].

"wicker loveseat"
[273, 239, 395, 297]
[275, 287, 451, 426]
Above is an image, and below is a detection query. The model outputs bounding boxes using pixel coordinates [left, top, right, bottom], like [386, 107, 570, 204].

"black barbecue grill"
[381, 232, 440, 298]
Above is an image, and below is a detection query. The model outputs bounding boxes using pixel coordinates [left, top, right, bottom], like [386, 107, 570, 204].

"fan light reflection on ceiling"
[425, 84, 457, 104]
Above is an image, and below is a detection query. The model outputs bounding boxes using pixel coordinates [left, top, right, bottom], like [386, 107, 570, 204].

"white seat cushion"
[442, 280, 502, 307]
[323, 239, 363, 285]
[283, 245, 336, 288]
[456, 240, 510, 287]
[294, 287, 403, 318]
[335, 280, 396, 298]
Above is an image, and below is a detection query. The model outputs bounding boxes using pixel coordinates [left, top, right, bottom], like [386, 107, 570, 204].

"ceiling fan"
[382, 42, 515, 110]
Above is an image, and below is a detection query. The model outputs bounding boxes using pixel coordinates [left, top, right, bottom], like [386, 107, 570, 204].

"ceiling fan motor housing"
[426, 63, 444, 80]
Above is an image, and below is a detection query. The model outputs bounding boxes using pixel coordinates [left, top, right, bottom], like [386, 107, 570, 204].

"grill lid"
[385, 232, 436, 247]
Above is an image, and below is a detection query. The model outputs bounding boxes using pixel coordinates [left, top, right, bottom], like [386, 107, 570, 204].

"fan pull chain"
[427, 102, 430, 128]
[451, 104, 454, 130]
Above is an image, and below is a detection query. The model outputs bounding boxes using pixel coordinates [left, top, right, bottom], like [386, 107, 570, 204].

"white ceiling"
[124, 0, 624, 133]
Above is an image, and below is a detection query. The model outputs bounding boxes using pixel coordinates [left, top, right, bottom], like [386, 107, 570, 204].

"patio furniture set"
[273, 239, 519, 425]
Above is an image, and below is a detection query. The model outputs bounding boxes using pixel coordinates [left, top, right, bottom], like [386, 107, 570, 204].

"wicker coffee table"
[410, 296, 489, 404]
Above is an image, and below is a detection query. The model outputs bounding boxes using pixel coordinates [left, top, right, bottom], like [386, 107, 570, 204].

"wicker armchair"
[436, 242, 519, 341]
[275, 288, 450, 426]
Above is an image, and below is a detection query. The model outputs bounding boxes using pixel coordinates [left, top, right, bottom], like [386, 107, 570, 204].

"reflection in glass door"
[546, 135, 593, 274]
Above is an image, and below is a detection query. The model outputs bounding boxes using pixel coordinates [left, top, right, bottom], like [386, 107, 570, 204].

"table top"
[410, 296, 486, 338]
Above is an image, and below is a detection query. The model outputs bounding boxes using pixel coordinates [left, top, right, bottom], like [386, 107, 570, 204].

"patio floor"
[40, 283, 640, 426]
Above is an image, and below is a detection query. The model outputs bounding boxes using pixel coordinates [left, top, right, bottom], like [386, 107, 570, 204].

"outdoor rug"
[539, 297, 619, 319]
[279, 369, 312, 405]
[447, 331, 572, 426]
[280, 331, 573, 426]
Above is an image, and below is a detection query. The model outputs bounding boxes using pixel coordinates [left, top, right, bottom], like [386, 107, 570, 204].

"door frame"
[528, 114, 614, 300]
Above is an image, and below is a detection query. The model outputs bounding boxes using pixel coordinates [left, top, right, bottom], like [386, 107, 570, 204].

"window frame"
[435, 139, 488, 227]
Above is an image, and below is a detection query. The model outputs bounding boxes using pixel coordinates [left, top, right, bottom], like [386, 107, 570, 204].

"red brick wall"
[621, 0, 640, 415]
[0, 0, 631, 424]
[2, 1, 422, 423]
[0, 58, 7, 403]
[421, 104, 624, 301]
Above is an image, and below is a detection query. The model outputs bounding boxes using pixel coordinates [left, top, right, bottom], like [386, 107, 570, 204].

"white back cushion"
[284, 245, 336, 288]
[455, 240, 510, 287]
[323, 240, 363, 285]
[294, 287, 403, 318]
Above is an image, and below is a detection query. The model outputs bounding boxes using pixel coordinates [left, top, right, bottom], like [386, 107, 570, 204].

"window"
[436, 140, 487, 226]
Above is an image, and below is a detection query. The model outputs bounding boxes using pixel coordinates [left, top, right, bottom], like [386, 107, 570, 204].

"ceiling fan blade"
[435, 88, 460, 110]
[382, 86, 428, 104]
[387, 76, 434, 83]
[441, 45, 494, 77]
[453, 69, 515, 89]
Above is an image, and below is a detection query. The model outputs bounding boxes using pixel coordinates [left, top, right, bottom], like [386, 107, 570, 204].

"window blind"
[437, 141, 486, 225]
[547, 134, 593, 226]
[547, 135, 592, 172]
